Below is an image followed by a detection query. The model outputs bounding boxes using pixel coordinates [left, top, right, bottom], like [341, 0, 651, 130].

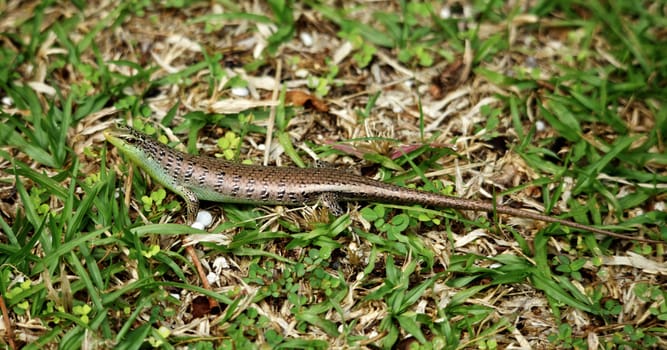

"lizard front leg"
[175, 186, 199, 224]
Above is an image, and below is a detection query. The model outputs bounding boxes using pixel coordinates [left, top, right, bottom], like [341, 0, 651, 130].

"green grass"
[1, 0, 666, 349]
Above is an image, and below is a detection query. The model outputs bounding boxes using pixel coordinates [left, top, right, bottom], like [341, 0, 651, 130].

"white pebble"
[214, 256, 230, 270]
[439, 6, 451, 19]
[231, 87, 249, 97]
[196, 210, 213, 227]
[300, 32, 313, 47]
[207, 271, 218, 285]
[294, 69, 309, 78]
[190, 222, 205, 230]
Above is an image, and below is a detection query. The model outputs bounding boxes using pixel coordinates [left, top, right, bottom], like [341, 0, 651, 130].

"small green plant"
[141, 188, 166, 213]
[147, 326, 171, 347]
[547, 323, 587, 349]
[306, 266, 343, 298]
[141, 244, 160, 258]
[6, 279, 32, 315]
[602, 298, 622, 315]
[553, 255, 586, 281]
[215, 307, 281, 349]
[306, 58, 340, 97]
[72, 304, 92, 324]
[478, 337, 498, 350]
[141, 188, 181, 218]
[128, 119, 157, 136]
[84, 172, 101, 187]
[635, 283, 667, 321]
[114, 95, 152, 119]
[216, 131, 241, 160]
[29, 186, 51, 216]
[45, 301, 66, 324]
[397, 43, 434, 67]
[613, 325, 659, 348]
[338, 31, 377, 68]
[358, 204, 435, 267]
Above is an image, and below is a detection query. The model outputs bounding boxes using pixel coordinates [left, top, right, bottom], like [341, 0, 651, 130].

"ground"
[0, 1, 666, 349]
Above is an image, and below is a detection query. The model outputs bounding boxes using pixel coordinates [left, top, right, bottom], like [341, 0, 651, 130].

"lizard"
[103, 125, 661, 244]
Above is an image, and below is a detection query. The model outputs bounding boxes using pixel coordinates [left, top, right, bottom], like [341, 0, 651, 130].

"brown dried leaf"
[191, 295, 212, 318]
[285, 90, 329, 112]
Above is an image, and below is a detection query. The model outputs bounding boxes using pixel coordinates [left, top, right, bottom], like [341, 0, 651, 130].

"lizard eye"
[120, 129, 145, 145]
[121, 134, 140, 145]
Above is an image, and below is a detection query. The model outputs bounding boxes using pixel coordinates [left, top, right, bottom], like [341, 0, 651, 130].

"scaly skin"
[104, 125, 661, 243]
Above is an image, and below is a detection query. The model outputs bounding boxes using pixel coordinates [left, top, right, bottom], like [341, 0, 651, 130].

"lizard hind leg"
[312, 160, 346, 216]
[320, 192, 345, 216]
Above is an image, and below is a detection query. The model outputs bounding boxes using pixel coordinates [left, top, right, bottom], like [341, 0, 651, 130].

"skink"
[104, 125, 660, 243]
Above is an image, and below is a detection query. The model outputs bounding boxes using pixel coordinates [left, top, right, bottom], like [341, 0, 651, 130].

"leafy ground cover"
[1, 1, 666, 349]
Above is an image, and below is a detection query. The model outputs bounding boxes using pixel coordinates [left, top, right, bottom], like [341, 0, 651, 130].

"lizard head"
[104, 124, 145, 144]
[104, 125, 153, 163]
